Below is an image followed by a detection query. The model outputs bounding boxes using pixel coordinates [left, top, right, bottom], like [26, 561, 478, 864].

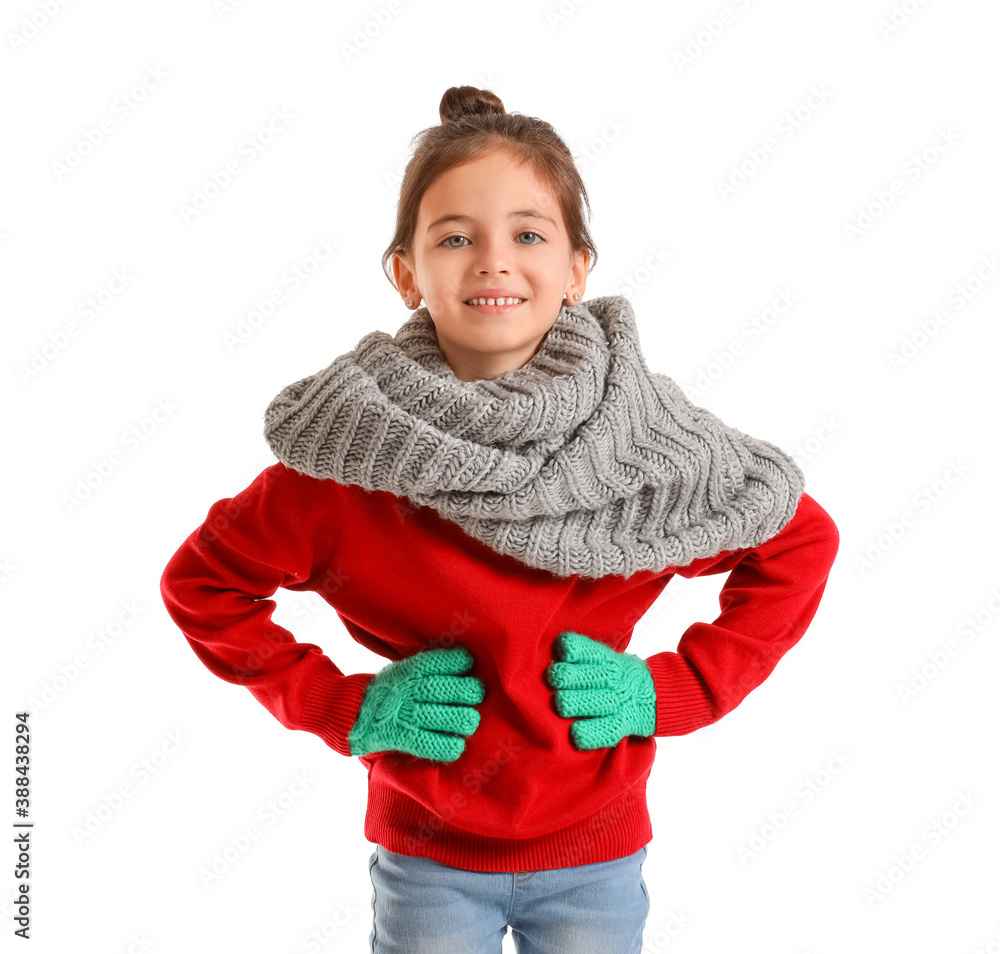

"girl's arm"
[644, 492, 840, 736]
[159, 463, 375, 756]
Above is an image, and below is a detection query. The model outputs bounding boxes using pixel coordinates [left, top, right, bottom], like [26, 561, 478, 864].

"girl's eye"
[439, 232, 545, 248]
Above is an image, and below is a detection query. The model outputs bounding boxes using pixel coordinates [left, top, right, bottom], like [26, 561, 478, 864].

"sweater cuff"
[298, 667, 376, 757]
[644, 652, 718, 736]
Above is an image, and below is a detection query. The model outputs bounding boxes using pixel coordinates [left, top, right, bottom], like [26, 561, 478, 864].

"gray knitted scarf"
[263, 295, 805, 580]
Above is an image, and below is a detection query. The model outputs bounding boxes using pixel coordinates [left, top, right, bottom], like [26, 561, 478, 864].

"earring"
[405, 299, 414, 307]
[574, 293, 579, 301]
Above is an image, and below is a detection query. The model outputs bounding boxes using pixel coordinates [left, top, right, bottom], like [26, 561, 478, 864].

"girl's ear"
[568, 247, 590, 301]
[392, 252, 418, 302]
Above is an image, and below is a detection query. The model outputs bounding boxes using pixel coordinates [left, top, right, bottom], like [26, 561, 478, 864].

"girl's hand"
[544, 632, 657, 750]
[348, 647, 485, 762]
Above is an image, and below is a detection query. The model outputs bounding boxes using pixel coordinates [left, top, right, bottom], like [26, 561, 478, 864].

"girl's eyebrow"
[426, 208, 557, 231]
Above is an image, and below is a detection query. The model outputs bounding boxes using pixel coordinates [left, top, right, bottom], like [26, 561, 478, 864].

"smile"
[463, 297, 526, 314]
[465, 297, 524, 305]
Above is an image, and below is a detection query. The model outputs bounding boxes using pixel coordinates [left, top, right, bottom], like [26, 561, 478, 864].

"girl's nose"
[472, 234, 513, 272]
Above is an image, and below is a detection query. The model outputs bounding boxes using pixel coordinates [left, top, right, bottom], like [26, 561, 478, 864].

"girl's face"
[394, 149, 589, 382]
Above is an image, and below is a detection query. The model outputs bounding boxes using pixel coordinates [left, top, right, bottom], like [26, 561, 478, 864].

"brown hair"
[381, 85, 598, 292]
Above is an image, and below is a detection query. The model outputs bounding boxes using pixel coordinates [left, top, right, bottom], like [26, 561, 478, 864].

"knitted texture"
[263, 295, 805, 579]
[347, 647, 485, 762]
[545, 633, 657, 750]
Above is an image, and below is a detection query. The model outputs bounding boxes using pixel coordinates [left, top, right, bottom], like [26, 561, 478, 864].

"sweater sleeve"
[643, 492, 840, 736]
[158, 462, 375, 757]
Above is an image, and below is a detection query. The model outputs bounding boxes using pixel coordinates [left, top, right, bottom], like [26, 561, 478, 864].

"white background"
[4, 0, 1000, 951]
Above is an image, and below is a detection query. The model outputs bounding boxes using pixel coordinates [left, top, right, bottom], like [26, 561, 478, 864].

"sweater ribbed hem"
[298, 665, 375, 757]
[645, 652, 718, 736]
[362, 777, 653, 872]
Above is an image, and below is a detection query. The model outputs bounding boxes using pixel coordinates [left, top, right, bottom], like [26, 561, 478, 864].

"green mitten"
[348, 646, 485, 762]
[545, 632, 657, 750]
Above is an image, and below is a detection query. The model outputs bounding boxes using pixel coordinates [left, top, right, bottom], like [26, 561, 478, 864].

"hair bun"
[439, 86, 505, 124]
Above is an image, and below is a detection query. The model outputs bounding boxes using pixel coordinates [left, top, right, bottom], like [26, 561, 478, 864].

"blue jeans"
[367, 844, 650, 953]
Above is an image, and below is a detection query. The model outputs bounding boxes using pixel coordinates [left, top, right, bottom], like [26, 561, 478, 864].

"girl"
[160, 85, 839, 954]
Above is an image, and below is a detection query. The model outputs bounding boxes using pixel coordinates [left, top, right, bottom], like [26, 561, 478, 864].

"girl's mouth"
[463, 297, 526, 315]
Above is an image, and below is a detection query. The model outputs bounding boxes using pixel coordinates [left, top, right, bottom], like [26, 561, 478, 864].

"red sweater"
[160, 461, 839, 872]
